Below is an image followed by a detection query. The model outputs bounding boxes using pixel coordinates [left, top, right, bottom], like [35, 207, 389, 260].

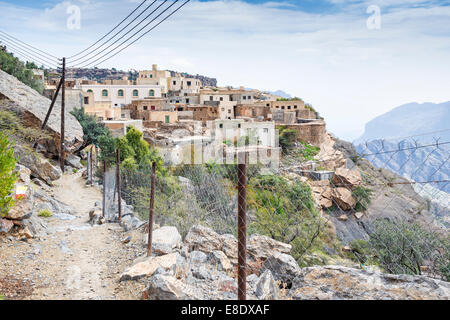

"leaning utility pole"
[60, 57, 66, 172]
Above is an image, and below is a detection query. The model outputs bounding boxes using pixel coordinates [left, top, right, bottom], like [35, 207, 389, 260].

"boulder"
[311, 182, 333, 209]
[290, 265, 450, 300]
[247, 234, 292, 261]
[146, 226, 182, 255]
[0, 69, 83, 155]
[0, 218, 14, 234]
[22, 215, 48, 237]
[332, 168, 362, 189]
[120, 253, 180, 281]
[208, 251, 233, 273]
[184, 225, 222, 253]
[189, 251, 207, 265]
[332, 187, 357, 211]
[220, 234, 238, 263]
[262, 252, 301, 285]
[15, 165, 31, 185]
[255, 270, 280, 300]
[144, 275, 186, 300]
[5, 184, 33, 221]
[120, 214, 145, 232]
[14, 146, 62, 185]
[65, 154, 83, 169]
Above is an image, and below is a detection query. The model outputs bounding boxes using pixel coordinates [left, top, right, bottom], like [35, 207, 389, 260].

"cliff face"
[0, 69, 83, 155]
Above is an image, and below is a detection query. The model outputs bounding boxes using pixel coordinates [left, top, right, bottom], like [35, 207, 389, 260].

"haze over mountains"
[354, 101, 450, 145]
[354, 101, 450, 226]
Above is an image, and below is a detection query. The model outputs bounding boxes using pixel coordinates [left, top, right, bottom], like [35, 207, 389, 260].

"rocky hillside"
[119, 224, 449, 300]
[0, 69, 83, 156]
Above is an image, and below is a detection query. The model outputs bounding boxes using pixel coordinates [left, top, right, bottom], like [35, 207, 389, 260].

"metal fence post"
[147, 161, 157, 257]
[102, 160, 106, 218]
[60, 57, 65, 173]
[116, 149, 122, 223]
[237, 152, 248, 300]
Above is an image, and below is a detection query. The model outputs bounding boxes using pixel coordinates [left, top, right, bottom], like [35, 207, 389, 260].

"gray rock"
[189, 251, 207, 265]
[145, 226, 182, 255]
[255, 270, 280, 300]
[0, 218, 14, 234]
[0, 69, 83, 155]
[65, 154, 83, 169]
[262, 252, 300, 285]
[145, 275, 186, 300]
[208, 251, 233, 273]
[290, 265, 450, 300]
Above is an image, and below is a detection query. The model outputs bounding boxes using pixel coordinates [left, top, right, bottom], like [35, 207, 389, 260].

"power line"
[0, 36, 60, 67]
[0, 30, 60, 60]
[0, 40, 59, 69]
[70, 0, 171, 68]
[360, 141, 450, 157]
[79, 0, 190, 69]
[67, 0, 157, 63]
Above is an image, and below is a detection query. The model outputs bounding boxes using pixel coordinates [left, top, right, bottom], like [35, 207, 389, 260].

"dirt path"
[0, 173, 146, 300]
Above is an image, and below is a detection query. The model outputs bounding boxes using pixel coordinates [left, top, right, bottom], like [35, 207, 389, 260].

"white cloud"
[0, 0, 449, 141]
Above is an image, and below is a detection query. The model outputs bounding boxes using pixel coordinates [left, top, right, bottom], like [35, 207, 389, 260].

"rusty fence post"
[102, 160, 106, 218]
[90, 146, 94, 185]
[116, 149, 122, 223]
[60, 57, 66, 173]
[237, 152, 248, 300]
[147, 162, 157, 257]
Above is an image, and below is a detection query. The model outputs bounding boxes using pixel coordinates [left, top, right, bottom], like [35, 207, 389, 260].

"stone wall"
[279, 121, 327, 146]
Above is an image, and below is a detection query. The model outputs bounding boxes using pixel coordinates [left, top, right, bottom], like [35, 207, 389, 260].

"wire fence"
[91, 134, 449, 300]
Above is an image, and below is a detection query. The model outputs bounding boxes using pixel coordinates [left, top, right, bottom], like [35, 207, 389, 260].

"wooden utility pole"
[147, 162, 157, 257]
[60, 57, 66, 172]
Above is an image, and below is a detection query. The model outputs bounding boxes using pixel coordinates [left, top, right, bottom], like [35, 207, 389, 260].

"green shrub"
[38, 209, 53, 218]
[0, 132, 18, 217]
[278, 127, 298, 152]
[0, 110, 49, 144]
[0, 49, 44, 93]
[248, 174, 336, 266]
[353, 186, 373, 212]
[368, 219, 449, 280]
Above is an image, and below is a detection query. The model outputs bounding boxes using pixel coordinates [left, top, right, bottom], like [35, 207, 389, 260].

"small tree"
[369, 219, 450, 280]
[0, 133, 18, 217]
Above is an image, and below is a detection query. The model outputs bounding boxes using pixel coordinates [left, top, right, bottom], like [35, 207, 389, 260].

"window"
[102, 89, 108, 97]
[187, 81, 191, 86]
[243, 96, 247, 100]
[248, 96, 251, 100]
[84, 97, 89, 105]
[186, 99, 190, 104]
[288, 106, 291, 110]
[143, 106, 148, 111]
[294, 105, 298, 109]
[228, 109, 231, 114]
[220, 97, 223, 101]
[118, 89, 124, 97]
[210, 96, 214, 101]
[281, 106, 285, 110]
[149, 89, 155, 97]
[87, 89, 93, 93]
[165, 115, 170, 124]
[133, 89, 139, 97]
[173, 81, 177, 85]
[151, 106, 156, 111]
[219, 124, 223, 129]
[150, 74, 153, 78]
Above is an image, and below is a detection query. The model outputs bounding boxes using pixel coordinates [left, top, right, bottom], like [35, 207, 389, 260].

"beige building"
[137, 65, 171, 93]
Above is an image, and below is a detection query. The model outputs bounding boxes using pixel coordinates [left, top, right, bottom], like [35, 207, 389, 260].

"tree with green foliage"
[0, 49, 44, 94]
[368, 219, 449, 280]
[70, 107, 112, 150]
[278, 126, 298, 152]
[248, 174, 334, 266]
[0, 132, 18, 217]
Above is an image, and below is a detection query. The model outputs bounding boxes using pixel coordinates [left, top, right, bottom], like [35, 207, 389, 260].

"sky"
[0, 0, 449, 141]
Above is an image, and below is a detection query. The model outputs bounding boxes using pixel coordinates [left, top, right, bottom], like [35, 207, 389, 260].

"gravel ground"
[0, 173, 148, 300]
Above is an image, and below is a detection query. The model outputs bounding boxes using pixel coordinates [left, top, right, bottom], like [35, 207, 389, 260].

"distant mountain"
[354, 101, 450, 199]
[354, 101, 450, 145]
